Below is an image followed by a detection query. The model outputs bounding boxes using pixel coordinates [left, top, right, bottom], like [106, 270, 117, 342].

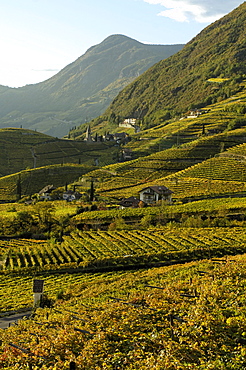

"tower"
[85, 125, 92, 142]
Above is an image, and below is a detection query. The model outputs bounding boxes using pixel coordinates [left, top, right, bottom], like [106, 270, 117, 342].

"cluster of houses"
[85, 125, 133, 161]
[84, 116, 141, 144]
[38, 184, 173, 207]
[85, 125, 132, 145]
[38, 185, 82, 202]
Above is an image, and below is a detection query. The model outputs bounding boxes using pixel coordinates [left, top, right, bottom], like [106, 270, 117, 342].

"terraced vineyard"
[2, 228, 246, 272]
[83, 128, 246, 202]
[1, 253, 246, 369]
[165, 141, 246, 186]
[101, 176, 246, 200]
[0, 164, 94, 201]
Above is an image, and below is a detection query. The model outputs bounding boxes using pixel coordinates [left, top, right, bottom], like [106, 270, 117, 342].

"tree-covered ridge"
[103, 2, 246, 123]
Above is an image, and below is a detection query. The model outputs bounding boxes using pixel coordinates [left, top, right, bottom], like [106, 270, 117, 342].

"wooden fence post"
[70, 361, 76, 370]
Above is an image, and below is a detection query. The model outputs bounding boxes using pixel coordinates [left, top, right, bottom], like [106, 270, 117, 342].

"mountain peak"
[0, 35, 183, 137]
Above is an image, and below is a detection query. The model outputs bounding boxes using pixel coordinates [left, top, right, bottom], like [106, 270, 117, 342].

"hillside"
[0, 128, 120, 178]
[0, 35, 183, 137]
[74, 87, 246, 201]
[1, 249, 246, 369]
[0, 164, 96, 202]
[1, 83, 246, 202]
[0, 4, 246, 202]
[1, 5, 246, 367]
[100, 2, 246, 126]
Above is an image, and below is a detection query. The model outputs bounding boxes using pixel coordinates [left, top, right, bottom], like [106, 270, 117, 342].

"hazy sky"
[0, 0, 243, 87]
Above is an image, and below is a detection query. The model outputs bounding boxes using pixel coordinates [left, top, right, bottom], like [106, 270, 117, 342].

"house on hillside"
[119, 118, 137, 128]
[139, 186, 173, 204]
[103, 133, 114, 141]
[119, 148, 133, 161]
[63, 190, 82, 202]
[38, 185, 56, 200]
[114, 132, 130, 144]
[119, 118, 140, 133]
[118, 196, 145, 209]
[180, 108, 209, 120]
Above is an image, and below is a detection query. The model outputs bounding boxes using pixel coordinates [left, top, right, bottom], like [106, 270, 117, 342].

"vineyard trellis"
[1, 228, 246, 273]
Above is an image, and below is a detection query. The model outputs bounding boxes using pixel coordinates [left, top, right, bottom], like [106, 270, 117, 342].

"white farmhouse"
[139, 186, 173, 204]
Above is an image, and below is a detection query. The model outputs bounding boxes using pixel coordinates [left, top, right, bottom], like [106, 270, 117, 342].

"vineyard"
[0, 164, 94, 202]
[94, 176, 246, 200]
[83, 128, 246, 202]
[0, 254, 246, 369]
[0, 128, 119, 178]
[73, 197, 246, 226]
[1, 228, 246, 274]
[1, 15, 246, 369]
[169, 156, 246, 183]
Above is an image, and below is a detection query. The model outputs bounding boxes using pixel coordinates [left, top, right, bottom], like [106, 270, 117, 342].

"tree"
[32, 203, 55, 235]
[16, 175, 22, 201]
[140, 214, 153, 229]
[52, 214, 71, 242]
[89, 180, 94, 201]
[15, 211, 35, 234]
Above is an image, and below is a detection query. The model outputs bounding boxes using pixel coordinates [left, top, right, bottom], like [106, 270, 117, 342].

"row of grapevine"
[2, 227, 246, 272]
[1, 253, 246, 368]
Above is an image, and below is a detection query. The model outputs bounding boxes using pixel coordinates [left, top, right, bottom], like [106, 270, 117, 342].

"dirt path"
[0, 311, 33, 329]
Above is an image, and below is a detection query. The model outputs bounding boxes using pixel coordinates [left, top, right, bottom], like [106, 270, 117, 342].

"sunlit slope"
[74, 85, 246, 200]
[1, 253, 246, 368]
[2, 86, 246, 201]
[104, 2, 246, 123]
[167, 141, 246, 183]
[98, 138, 246, 200]
[83, 127, 246, 198]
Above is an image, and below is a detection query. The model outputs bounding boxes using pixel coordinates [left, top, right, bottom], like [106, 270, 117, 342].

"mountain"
[103, 3, 246, 125]
[0, 35, 183, 137]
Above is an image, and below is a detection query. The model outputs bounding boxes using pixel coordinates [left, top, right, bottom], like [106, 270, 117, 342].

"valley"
[0, 2, 245, 369]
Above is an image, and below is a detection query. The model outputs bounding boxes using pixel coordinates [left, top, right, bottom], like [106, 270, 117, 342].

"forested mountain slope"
[102, 2, 246, 124]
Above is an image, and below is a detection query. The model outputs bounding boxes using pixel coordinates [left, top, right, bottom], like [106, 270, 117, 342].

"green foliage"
[14, 211, 34, 233]
[104, 3, 246, 124]
[227, 117, 246, 130]
[139, 213, 153, 229]
[223, 102, 246, 114]
[108, 216, 130, 231]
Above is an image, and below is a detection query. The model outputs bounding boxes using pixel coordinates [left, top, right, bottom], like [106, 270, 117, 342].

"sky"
[0, 0, 244, 88]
